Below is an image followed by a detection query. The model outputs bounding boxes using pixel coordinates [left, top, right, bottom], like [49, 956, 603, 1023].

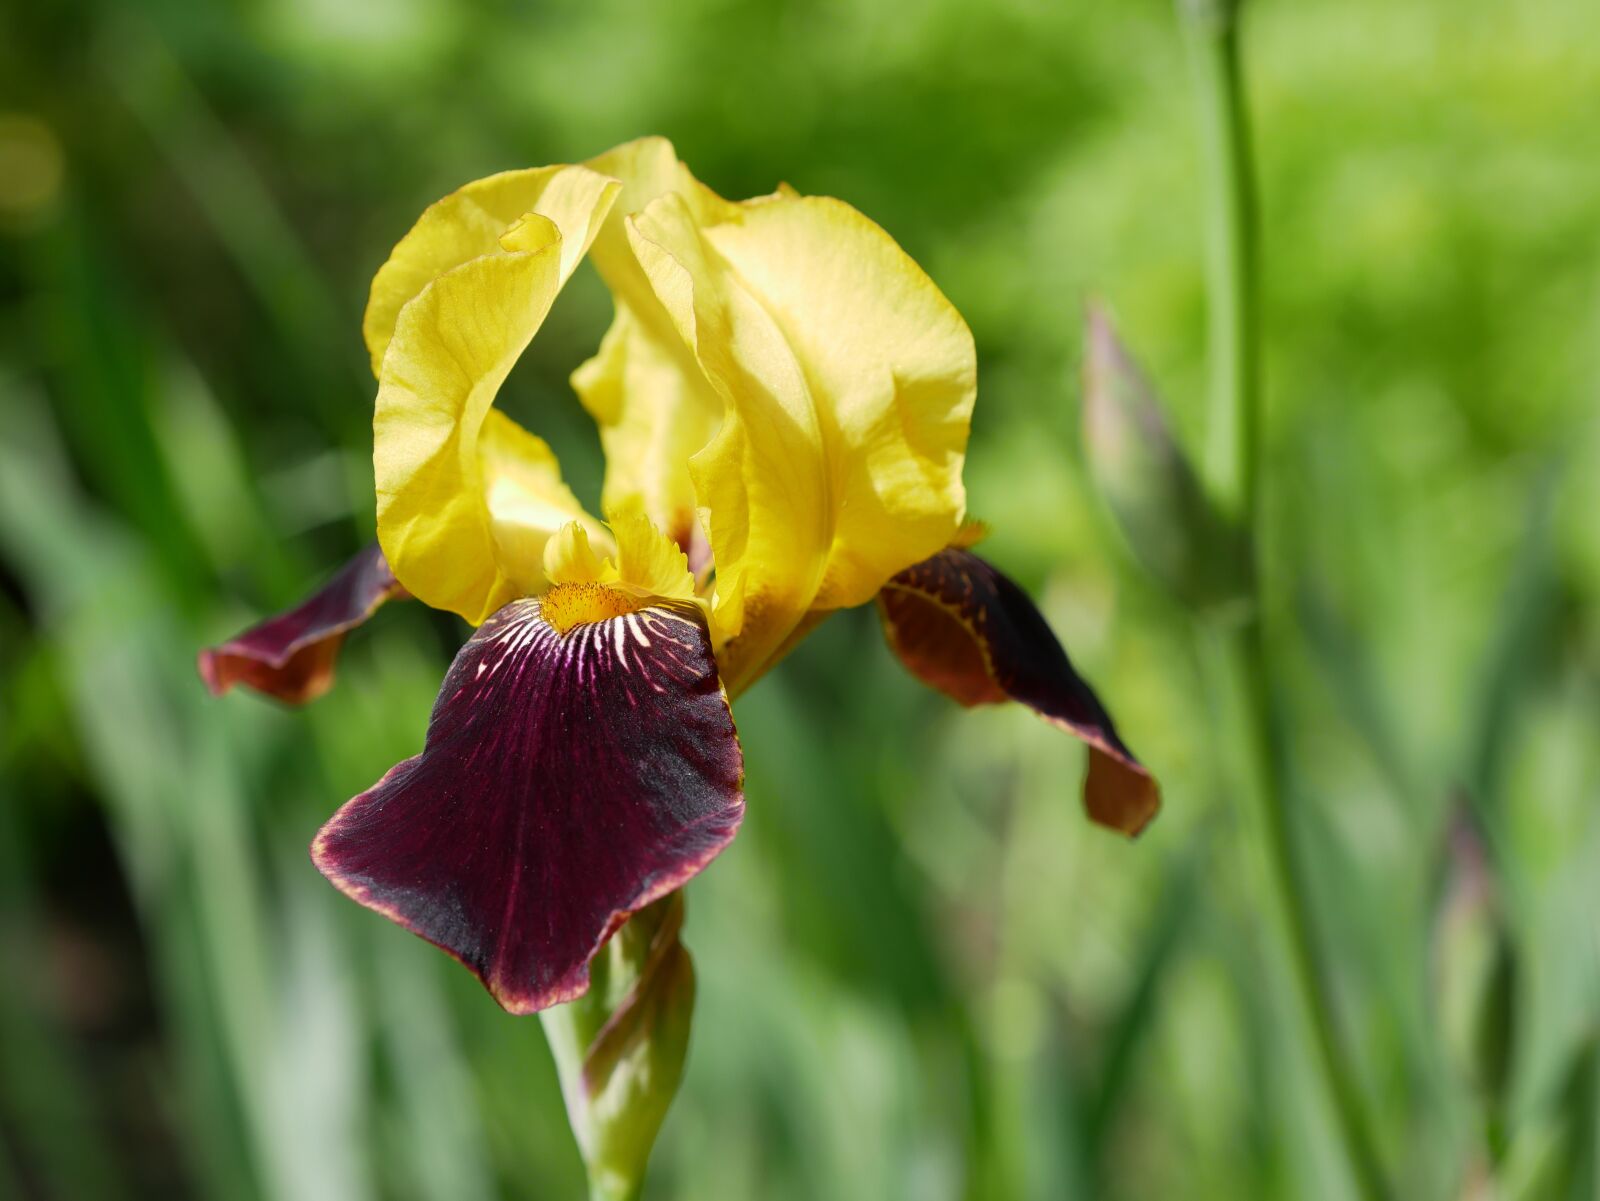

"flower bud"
[541, 891, 696, 1201]
[1431, 806, 1517, 1122]
[1081, 305, 1247, 608]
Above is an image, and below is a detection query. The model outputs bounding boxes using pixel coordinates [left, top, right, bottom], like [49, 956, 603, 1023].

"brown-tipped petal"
[311, 594, 744, 1015]
[878, 548, 1159, 836]
[198, 543, 407, 704]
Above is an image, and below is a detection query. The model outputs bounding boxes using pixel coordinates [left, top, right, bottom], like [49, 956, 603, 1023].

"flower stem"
[1184, 0, 1259, 525]
[590, 1179, 643, 1201]
[1216, 627, 1393, 1201]
[1180, 3, 1392, 1199]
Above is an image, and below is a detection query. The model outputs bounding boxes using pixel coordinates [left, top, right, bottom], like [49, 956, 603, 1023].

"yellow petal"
[371, 164, 620, 624]
[627, 194, 832, 692]
[481, 409, 611, 597]
[375, 233, 591, 623]
[703, 195, 975, 606]
[624, 190, 976, 693]
[608, 509, 697, 602]
[544, 513, 697, 604]
[543, 520, 608, 585]
[583, 138, 731, 316]
[570, 308, 721, 547]
[364, 165, 620, 377]
[572, 139, 730, 542]
[540, 514, 701, 635]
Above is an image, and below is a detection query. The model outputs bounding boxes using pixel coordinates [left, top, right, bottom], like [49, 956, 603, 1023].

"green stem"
[1181, 4, 1392, 1199]
[1185, 0, 1260, 525]
[590, 1180, 643, 1201]
[1220, 627, 1392, 1201]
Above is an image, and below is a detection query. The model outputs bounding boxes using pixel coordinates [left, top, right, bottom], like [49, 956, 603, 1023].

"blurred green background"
[2, 0, 1598, 1197]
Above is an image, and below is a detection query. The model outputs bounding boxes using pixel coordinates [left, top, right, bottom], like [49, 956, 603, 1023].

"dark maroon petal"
[198, 543, 406, 704]
[311, 595, 745, 1015]
[878, 547, 1159, 836]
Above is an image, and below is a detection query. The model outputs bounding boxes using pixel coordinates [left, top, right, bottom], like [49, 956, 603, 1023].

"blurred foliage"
[2, 0, 1599, 1198]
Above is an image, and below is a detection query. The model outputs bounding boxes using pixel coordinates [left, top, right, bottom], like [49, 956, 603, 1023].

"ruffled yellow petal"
[583, 138, 732, 315]
[624, 189, 976, 692]
[625, 195, 827, 692]
[607, 509, 698, 602]
[570, 308, 722, 547]
[373, 174, 618, 624]
[572, 139, 729, 543]
[364, 165, 620, 377]
[703, 195, 975, 605]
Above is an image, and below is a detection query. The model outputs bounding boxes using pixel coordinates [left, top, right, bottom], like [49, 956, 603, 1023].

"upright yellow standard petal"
[624, 189, 976, 692]
[572, 139, 729, 544]
[626, 195, 829, 692]
[703, 196, 975, 606]
[364, 165, 620, 377]
[373, 169, 619, 624]
[571, 309, 722, 550]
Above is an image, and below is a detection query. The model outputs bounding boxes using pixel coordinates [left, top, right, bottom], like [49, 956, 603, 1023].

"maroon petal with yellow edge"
[878, 548, 1159, 836]
[311, 590, 744, 1015]
[198, 543, 406, 705]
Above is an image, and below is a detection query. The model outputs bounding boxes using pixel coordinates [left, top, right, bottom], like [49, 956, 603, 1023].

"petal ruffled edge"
[623, 186, 977, 694]
[311, 591, 744, 1013]
[198, 543, 406, 705]
[877, 547, 1159, 836]
[374, 236, 597, 623]
[364, 164, 620, 377]
[372, 167, 620, 623]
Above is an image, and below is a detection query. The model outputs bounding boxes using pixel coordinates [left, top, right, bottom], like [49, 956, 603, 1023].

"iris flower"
[201, 137, 1159, 1019]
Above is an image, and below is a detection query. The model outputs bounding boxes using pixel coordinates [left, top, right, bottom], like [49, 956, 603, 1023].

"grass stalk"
[1180, 3, 1393, 1198]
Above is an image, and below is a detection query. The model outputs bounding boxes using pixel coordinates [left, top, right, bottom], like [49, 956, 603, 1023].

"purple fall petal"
[878, 547, 1159, 836]
[199, 542, 405, 704]
[312, 596, 744, 1014]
